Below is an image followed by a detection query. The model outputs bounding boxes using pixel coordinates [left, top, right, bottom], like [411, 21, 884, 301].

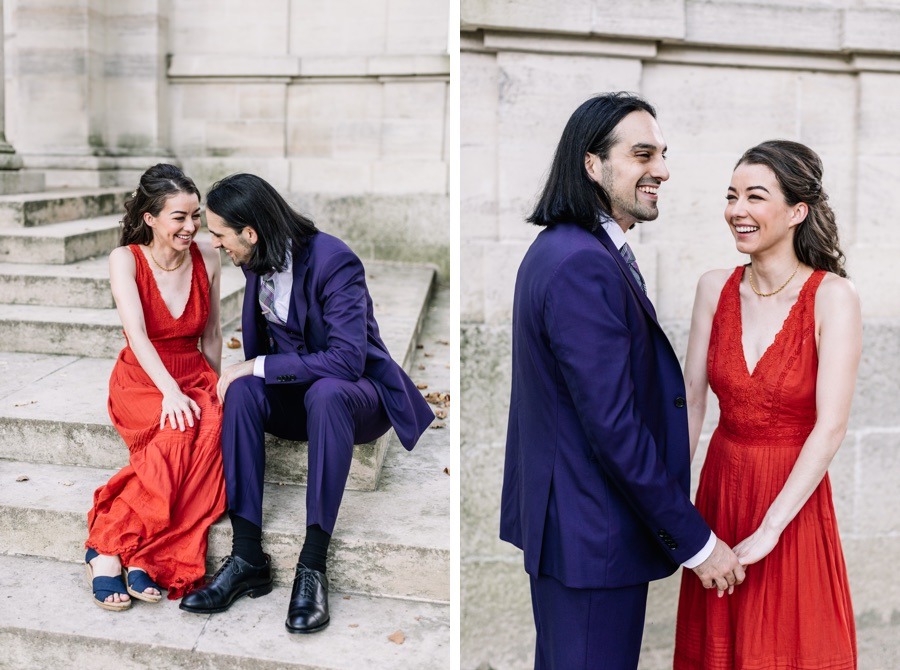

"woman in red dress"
[84, 164, 226, 610]
[674, 141, 859, 668]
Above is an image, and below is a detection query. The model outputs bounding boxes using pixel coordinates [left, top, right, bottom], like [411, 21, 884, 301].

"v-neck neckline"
[138, 244, 195, 322]
[737, 266, 816, 378]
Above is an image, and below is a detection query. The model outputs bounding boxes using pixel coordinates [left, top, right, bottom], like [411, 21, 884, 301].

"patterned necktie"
[259, 271, 284, 324]
[619, 242, 647, 294]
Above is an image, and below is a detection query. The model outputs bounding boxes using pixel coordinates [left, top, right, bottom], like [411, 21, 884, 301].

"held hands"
[160, 389, 201, 432]
[733, 523, 781, 567]
[692, 538, 746, 598]
[216, 359, 255, 403]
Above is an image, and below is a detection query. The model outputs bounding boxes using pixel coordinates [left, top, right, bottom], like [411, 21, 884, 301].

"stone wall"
[461, 1, 900, 668]
[3, 0, 450, 276]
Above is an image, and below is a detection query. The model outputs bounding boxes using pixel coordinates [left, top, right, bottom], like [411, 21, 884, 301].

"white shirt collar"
[599, 215, 628, 251]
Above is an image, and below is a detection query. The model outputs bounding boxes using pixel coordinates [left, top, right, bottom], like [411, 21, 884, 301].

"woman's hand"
[160, 389, 201, 431]
[733, 524, 781, 566]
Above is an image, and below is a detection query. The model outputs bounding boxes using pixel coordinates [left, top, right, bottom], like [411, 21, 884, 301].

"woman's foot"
[84, 549, 131, 611]
[125, 567, 163, 602]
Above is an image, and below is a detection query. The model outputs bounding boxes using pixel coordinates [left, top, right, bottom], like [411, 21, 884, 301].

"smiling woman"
[84, 163, 226, 610]
[675, 141, 860, 669]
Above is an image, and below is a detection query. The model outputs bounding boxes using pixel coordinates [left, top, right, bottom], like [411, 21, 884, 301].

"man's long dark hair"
[528, 92, 657, 231]
[205, 173, 318, 275]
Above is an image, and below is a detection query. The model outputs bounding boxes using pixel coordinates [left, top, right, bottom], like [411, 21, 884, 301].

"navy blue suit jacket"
[500, 222, 710, 588]
[240, 231, 434, 450]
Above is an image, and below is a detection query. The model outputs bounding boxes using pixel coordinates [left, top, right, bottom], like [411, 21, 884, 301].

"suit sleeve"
[264, 251, 368, 385]
[545, 248, 711, 564]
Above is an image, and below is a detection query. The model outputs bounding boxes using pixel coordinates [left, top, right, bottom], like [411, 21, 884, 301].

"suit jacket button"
[674, 396, 686, 408]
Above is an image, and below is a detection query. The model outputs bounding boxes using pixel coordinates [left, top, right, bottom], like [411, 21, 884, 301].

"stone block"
[653, 241, 746, 323]
[685, 1, 841, 51]
[829, 430, 857, 534]
[170, 0, 289, 56]
[859, 73, 900, 156]
[371, 159, 447, 195]
[798, 73, 859, 156]
[204, 120, 285, 157]
[289, 158, 372, 194]
[237, 84, 288, 121]
[483, 238, 535, 325]
[855, 157, 900, 249]
[180, 157, 291, 194]
[289, 0, 388, 56]
[843, 535, 900, 624]
[847, 243, 900, 318]
[381, 80, 447, 158]
[851, 321, 900, 429]
[461, 440, 514, 558]
[643, 63, 797, 156]
[385, 0, 448, 54]
[845, 9, 900, 52]
[170, 83, 239, 121]
[287, 82, 383, 159]
[461, 560, 534, 670]
[461, 51, 499, 242]
[591, 0, 685, 40]
[461, 0, 592, 32]
[460, 239, 485, 322]
[289, 193, 449, 279]
[495, 51, 641, 242]
[856, 431, 900, 536]
[460, 324, 512, 445]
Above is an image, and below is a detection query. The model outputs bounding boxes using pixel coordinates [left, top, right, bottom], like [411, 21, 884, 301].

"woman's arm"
[198, 239, 222, 375]
[733, 275, 862, 565]
[684, 270, 729, 462]
[109, 246, 200, 431]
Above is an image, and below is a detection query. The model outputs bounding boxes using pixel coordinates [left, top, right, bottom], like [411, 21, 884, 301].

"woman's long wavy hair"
[119, 164, 201, 247]
[736, 140, 847, 278]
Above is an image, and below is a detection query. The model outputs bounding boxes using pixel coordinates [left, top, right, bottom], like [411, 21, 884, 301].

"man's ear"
[243, 226, 259, 245]
[584, 152, 601, 183]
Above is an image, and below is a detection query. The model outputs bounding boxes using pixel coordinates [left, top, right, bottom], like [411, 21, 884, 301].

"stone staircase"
[0, 187, 451, 668]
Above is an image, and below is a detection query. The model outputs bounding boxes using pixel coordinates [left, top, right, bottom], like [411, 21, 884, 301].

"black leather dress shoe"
[179, 554, 273, 614]
[285, 564, 330, 634]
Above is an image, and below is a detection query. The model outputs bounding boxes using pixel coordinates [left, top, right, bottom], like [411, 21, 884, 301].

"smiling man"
[500, 92, 745, 669]
[179, 173, 434, 634]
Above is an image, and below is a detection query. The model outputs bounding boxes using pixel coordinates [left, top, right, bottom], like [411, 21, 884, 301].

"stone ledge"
[169, 55, 450, 80]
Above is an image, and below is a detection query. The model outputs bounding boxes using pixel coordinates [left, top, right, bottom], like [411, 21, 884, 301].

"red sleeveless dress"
[86, 243, 226, 599]
[674, 267, 856, 669]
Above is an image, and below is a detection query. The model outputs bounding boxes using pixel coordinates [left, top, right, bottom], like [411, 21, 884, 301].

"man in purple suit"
[501, 92, 746, 668]
[180, 173, 434, 633]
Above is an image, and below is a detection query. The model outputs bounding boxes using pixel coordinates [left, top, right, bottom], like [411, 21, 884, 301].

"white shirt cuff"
[681, 531, 716, 569]
[253, 355, 266, 378]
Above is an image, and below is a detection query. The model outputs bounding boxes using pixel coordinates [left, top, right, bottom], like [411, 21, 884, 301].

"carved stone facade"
[461, 2, 900, 667]
[3, 0, 450, 274]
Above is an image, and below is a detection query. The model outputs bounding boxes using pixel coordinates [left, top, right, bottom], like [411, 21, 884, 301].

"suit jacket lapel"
[592, 225, 659, 323]
[241, 267, 262, 357]
[288, 240, 311, 332]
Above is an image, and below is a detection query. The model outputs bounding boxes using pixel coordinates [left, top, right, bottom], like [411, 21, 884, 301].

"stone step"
[0, 554, 450, 669]
[0, 187, 130, 228]
[0, 264, 245, 357]
[0, 262, 437, 490]
[0, 215, 120, 264]
[0, 257, 246, 311]
[0, 448, 449, 601]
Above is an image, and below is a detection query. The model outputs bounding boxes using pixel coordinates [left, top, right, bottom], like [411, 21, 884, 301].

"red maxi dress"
[674, 267, 856, 669]
[86, 243, 226, 599]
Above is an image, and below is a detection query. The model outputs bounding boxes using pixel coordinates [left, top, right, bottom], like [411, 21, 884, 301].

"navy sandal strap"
[92, 575, 128, 601]
[126, 569, 160, 593]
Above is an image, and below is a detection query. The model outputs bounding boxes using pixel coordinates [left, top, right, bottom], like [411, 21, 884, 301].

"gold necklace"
[748, 262, 800, 297]
[148, 246, 186, 272]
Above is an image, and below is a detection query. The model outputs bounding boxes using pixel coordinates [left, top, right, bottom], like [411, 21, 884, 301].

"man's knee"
[224, 375, 266, 413]
[304, 378, 349, 414]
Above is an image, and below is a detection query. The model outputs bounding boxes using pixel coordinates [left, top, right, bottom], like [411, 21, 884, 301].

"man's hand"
[217, 359, 255, 403]
[691, 538, 745, 597]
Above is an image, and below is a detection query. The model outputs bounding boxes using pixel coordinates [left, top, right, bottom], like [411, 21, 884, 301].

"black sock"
[229, 511, 266, 566]
[298, 524, 331, 574]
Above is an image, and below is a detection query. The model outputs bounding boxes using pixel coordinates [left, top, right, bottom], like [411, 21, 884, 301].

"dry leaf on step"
[443, 467, 450, 476]
[16, 475, 29, 482]
[226, 337, 242, 349]
[388, 630, 405, 645]
[416, 383, 428, 390]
